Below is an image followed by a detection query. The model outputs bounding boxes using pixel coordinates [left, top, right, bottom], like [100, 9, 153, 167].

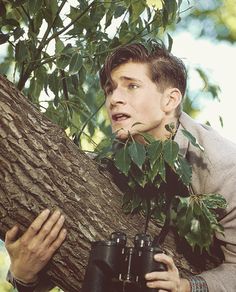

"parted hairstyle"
[99, 41, 187, 116]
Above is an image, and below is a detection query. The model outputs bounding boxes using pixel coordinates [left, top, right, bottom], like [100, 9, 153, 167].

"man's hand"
[5, 209, 67, 283]
[145, 253, 191, 292]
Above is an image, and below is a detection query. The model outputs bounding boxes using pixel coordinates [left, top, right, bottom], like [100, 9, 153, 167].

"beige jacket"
[175, 112, 236, 292]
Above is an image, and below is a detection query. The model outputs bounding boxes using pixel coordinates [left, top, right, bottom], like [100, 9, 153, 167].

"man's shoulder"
[178, 112, 236, 198]
[179, 112, 236, 155]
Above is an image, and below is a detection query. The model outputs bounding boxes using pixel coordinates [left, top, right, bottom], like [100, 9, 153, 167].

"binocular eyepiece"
[81, 232, 166, 292]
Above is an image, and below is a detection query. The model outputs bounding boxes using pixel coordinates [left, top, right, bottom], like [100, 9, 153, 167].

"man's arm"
[5, 209, 67, 291]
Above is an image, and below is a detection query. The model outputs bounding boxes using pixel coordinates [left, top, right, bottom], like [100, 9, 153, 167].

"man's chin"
[115, 129, 130, 140]
[114, 128, 141, 141]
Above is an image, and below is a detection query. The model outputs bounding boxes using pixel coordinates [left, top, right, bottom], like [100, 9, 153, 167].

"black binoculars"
[81, 232, 166, 292]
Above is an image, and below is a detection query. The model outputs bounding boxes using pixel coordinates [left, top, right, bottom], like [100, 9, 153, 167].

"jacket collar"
[174, 112, 190, 158]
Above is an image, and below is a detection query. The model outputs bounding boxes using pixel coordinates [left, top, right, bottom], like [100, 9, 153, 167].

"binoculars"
[81, 232, 166, 292]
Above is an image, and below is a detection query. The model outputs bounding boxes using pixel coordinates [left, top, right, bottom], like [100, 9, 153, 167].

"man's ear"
[163, 88, 182, 112]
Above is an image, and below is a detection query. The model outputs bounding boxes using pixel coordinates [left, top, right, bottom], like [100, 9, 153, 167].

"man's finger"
[5, 225, 19, 245]
[36, 210, 62, 242]
[48, 228, 67, 254]
[145, 271, 169, 281]
[146, 279, 172, 290]
[154, 253, 176, 271]
[41, 214, 65, 246]
[23, 209, 50, 241]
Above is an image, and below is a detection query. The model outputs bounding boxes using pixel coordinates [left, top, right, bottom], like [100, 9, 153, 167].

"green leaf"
[163, 140, 179, 166]
[104, 1, 112, 9]
[55, 38, 64, 53]
[119, 21, 130, 42]
[48, 0, 58, 18]
[177, 196, 190, 210]
[196, 67, 208, 88]
[202, 193, 227, 211]
[165, 122, 176, 134]
[48, 70, 60, 98]
[219, 115, 223, 128]
[128, 141, 146, 169]
[0, 33, 9, 45]
[69, 53, 83, 75]
[130, 165, 148, 188]
[104, 6, 113, 28]
[79, 65, 86, 85]
[35, 66, 47, 90]
[56, 54, 71, 70]
[174, 156, 192, 186]
[182, 129, 204, 151]
[3, 18, 20, 27]
[163, 0, 178, 23]
[12, 0, 27, 7]
[62, 44, 74, 56]
[138, 132, 156, 143]
[95, 135, 116, 159]
[131, 193, 142, 212]
[13, 27, 25, 41]
[130, 2, 146, 23]
[15, 40, 29, 63]
[29, 77, 41, 100]
[152, 156, 166, 182]
[148, 159, 160, 183]
[33, 9, 43, 34]
[167, 33, 173, 52]
[114, 146, 131, 176]
[147, 140, 162, 167]
[122, 192, 132, 213]
[28, 0, 43, 15]
[114, 6, 127, 18]
[67, 6, 80, 21]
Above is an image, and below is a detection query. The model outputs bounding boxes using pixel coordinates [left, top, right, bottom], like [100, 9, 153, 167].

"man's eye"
[128, 84, 139, 90]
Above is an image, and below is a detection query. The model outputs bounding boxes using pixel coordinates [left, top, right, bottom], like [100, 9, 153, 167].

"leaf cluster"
[173, 193, 227, 252]
[96, 127, 227, 252]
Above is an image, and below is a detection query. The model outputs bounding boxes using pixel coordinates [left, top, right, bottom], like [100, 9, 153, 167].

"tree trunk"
[0, 75, 219, 291]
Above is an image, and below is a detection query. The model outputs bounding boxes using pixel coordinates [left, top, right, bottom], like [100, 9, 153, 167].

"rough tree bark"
[0, 75, 218, 291]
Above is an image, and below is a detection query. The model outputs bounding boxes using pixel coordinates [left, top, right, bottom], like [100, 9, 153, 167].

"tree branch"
[16, 1, 96, 91]
[42, 1, 96, 48]
[37, 0, 67, 52]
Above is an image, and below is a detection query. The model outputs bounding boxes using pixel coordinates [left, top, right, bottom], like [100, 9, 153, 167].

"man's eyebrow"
[120, 76, 143, 82]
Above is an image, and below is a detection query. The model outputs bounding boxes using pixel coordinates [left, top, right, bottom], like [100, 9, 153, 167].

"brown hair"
[99, 42, 187, 116]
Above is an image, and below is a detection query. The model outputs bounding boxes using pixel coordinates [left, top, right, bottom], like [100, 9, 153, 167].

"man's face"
[105, 62, 169, 140]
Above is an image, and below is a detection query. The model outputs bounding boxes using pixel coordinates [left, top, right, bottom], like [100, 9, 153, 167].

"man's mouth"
[112, 113, 131, 122]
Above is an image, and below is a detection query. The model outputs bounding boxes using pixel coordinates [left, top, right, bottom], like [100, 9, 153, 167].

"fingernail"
[145, 273, 150, 280]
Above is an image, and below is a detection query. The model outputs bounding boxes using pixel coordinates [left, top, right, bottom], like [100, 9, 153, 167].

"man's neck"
[151, 116, 179, 141]
[133, 117, 179, 144]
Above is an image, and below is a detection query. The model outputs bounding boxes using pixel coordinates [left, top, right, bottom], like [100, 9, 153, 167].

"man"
[5, 42, 236, 291]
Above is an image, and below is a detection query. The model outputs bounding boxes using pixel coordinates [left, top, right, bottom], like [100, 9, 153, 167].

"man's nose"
[109, 87, 126, 107]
